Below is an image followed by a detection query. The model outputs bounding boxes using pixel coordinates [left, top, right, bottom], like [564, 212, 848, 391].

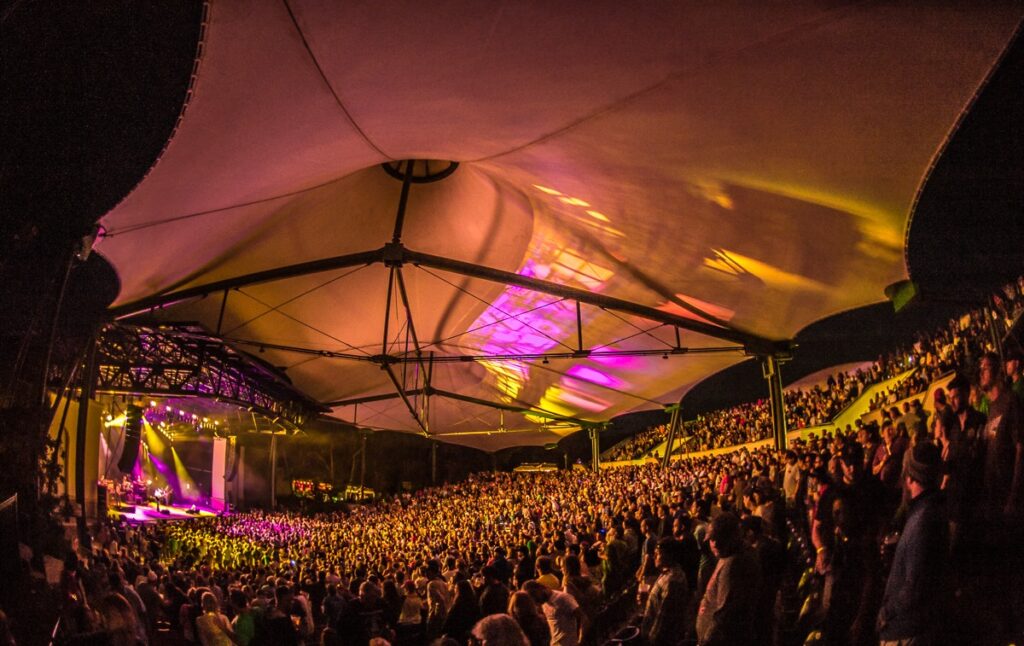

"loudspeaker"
[96, 483, 108, 518]
[116, 404, 143, 473]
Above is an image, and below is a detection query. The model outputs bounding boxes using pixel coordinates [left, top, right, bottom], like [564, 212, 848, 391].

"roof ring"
[382, 159, 459, 184]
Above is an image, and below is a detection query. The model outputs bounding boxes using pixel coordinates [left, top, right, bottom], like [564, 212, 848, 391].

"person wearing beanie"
[877, 441, 949, 644]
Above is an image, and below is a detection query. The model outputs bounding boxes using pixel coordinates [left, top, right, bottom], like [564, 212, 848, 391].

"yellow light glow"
[575, 216, 625, 238]
[143, 420, 166, 454]
[585, 209, 610, 222]
[702, 248, 827, 292]
[558, 196, 590, 207]
[532, 184, 563, 196]
[171, 447, 197, 497]
[718, 174, 902, 250]
[104, 413, 127, 428]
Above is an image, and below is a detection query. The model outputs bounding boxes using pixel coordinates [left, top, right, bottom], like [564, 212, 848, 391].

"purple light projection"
[462, 185, 630, 422]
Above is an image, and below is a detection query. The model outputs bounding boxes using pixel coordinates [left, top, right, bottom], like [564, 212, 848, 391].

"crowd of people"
[668, 285, 1022, 454]
[605, 425, 669, 462]
[28, 276, 1024, 646]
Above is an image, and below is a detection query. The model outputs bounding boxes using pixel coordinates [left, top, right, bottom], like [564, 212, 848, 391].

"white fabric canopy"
[98, 1, 1023, 449]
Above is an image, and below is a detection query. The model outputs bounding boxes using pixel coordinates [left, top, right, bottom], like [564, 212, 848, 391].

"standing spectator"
[442, 579, 481, 643]
[395, 580, 424, 645]
[507, 591, 550, 646]
[876, 442, 948, 644]
[872, 420, 906, 518]
[598, 528, 629, 595]
[782, 451, 802, 509]
[479, 565, 512, 618]
[741, 515, 785, 646]
[978, 352, 1024, 520]
[470, 614, 529, 646]
[96, 593, 145, 646]
[696, 512, 761, 646]
[321, 584, 347, 633]
[259, 586, 298, 646]
[534, 556, 560, 590]
[560, 554, 601, 633]
[1006, 350, 1024, 404]
[635, 518, 659, 588]
[195, 592, 236, 646]
[522, 581, 585, 646]
[228, 590, 256, 646]
[640, 537, 689, 646]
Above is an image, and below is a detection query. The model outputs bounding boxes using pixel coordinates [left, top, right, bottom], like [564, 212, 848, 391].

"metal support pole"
[576, 301, 584, 352]
[75, 331, 99, 544]
[763, 354, 788, 451]
[215, 289, 229, 335]
[431, 441, 438, 484]
[588, 427, 600, 472]
[662, 397, 684, 468]
[358, 430, 368, 499]
[269, 434, 278, 509]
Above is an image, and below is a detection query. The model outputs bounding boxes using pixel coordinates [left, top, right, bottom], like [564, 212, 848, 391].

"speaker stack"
[116, 404, 144, 473]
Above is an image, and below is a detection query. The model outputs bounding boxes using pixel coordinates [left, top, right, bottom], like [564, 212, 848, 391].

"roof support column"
[75, 330, 99, 545]
[359, 429, 369, 499]
[430, 440, 438, 484]
[269, 433, 278, 510]
[762, 354, 788, 451]
[589, 426, 600, 472]
[661, 397, 684, 468]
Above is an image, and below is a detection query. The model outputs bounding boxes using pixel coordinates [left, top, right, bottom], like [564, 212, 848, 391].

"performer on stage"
[154, 487, 166, 513]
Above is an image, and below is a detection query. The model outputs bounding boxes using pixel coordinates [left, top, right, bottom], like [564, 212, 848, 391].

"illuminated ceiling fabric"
[97, 1, 1024, 450]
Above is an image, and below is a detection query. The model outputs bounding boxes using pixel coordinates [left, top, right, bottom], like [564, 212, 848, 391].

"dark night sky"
[2, 4, 1020, 425]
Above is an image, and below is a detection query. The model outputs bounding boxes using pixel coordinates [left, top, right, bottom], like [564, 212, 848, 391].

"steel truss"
[93, 322, 323, 425]
[107, 160, 795, 440]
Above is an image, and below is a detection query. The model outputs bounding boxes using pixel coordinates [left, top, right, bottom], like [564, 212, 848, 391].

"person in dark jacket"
[442, 579, 480, 642]
[478, 565, 511, 618]
[876, 441, 949, 644]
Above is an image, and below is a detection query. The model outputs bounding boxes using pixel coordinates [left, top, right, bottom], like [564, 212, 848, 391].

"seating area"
[597, 280, 1024, 463]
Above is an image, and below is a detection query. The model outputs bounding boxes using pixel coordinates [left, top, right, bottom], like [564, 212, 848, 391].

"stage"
[108, 500, 221, 524]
